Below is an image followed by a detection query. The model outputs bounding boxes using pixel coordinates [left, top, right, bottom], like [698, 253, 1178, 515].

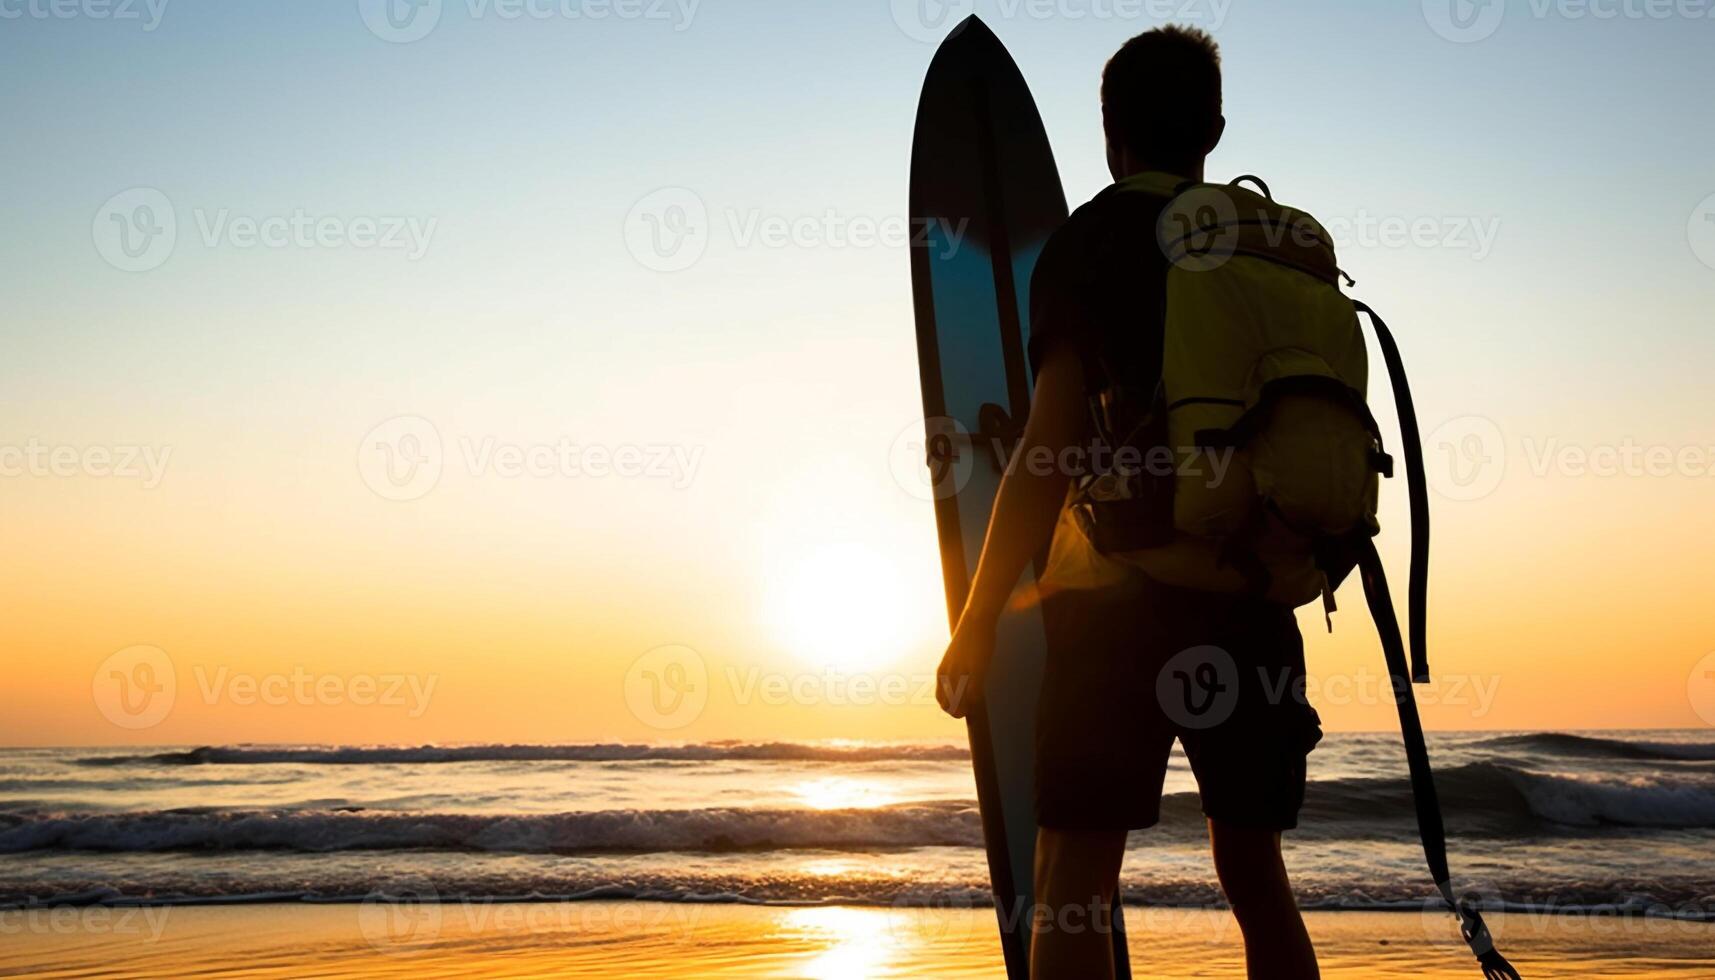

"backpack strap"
[1356, 540, 1521, 980]
[1353, 300, 1431, 683]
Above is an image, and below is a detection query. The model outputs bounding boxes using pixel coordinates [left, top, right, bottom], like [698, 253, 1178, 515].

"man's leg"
[1032, 577, 1175, 979]
[1030, 826, 1127, 980]
[1207, 819, 1318, 980]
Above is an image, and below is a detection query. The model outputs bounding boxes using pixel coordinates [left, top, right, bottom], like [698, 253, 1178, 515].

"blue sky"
[5, 0, 1710, 415]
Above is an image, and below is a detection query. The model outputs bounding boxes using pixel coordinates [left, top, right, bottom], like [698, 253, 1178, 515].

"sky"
[2, 0, 1714, 746]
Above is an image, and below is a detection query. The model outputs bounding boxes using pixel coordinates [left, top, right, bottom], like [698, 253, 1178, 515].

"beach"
[4, 732, 1712, 977]
[3, 902, 1712, 979]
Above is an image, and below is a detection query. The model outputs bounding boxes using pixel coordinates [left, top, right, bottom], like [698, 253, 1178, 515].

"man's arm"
[936, 342, 1087, 717]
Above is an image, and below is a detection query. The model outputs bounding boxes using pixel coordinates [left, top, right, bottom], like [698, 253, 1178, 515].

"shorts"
[1034, 575, 1323, 832]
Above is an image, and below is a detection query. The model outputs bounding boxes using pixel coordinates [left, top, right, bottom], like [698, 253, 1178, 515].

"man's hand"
[936, 613, 997, 718]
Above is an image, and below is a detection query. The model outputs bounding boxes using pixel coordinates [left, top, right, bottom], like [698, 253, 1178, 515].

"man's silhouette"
[936, 26, 1323, 980]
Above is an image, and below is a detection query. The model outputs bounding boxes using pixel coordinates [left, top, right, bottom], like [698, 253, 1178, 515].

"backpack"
[1055, 172, 1520, 979]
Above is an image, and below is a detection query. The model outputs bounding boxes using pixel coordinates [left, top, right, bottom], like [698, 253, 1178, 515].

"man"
[935, 26, 1323, 980]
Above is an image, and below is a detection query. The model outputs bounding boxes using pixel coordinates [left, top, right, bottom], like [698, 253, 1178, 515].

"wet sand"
[2, 902, 1710, 978]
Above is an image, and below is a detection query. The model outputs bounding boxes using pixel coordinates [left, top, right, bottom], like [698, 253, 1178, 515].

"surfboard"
[908, 16, 1130, 978]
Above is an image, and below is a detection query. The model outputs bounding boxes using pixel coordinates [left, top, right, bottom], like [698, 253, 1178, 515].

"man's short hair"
[1101, 25, 1222, 162]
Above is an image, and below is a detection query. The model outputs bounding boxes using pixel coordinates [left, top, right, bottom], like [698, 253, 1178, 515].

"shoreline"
[2, 902, 1711, 979]
[6, 894, 1715, 922]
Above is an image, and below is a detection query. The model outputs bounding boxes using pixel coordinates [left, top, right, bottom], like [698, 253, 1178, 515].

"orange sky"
[5, 379, 1713, 746]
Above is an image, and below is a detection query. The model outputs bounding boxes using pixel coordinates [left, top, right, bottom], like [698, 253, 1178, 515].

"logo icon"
[357, 878, 443, 952]
[1156, 645, 1239, 730]
[624, 188, 708, 272]
[1422, 0, 1505, 43]
[93, 645, 177, 730]
[1157, 185, 1241, 273]
[1424, 415, 1506, 502]
[1689, 651, 1715, 727]
[624, 644, 708, 729]
[358, 416, 444, 502]
[890, 0, 976, 44]
[358, 0, 442, 43]
[885, 891, 975, 945]
[93, 188, 177, 273]
[889, 415, 975, 502]
[1687, 193, 1715, 272]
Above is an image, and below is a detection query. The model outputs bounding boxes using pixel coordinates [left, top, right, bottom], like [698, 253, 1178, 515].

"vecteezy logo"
[357, 416, 445, 502]
[92, 645, 177, 730]
[889, 415, 975, 502]
[1689, 651, 1715, 727]
[1687, 193, 1715, 272]
[357, 878, 443, 953]
[1157, 185, 1240, 273]
[357, 0, 443, 43]
[885, 891, 973, 946]
[1155, 645, 1238, 730]
[1422, 0, 1504, 42]
[623, 188, 708, 272]
[1424, 415, 1506, 502]
[93, 188, 177, 272]
[624, 644, 708, 729]
[890, 0, 976, 44]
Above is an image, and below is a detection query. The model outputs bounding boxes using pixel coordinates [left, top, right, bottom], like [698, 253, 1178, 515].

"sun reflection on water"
[780, 907, 900, 980]
[790, 777, 900, 811]
[797, 857, 860, 878]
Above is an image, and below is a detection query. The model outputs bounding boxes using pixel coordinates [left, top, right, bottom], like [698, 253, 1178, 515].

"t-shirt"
[1025, 175, 1177, 396]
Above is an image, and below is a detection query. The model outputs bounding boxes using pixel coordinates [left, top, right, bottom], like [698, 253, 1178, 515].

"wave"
[1257, 763, 1715, 833]
[1471, 733, 1715, 762]
[4, 879, 1711, 919]
[7, 761, 1713, 858]
[78, 742, 971, 767]
[0, 802, 984, 855]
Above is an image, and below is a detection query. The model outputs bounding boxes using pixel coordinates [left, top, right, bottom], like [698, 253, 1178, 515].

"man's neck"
[1128, 159, 1205, 183]
[1110, 143, 1207, 183]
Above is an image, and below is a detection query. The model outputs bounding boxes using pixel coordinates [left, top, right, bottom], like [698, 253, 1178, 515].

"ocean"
[3, 731, 1713, 918]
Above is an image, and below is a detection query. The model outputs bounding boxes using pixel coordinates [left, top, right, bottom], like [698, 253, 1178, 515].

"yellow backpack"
[1057, 172, 1410, 652]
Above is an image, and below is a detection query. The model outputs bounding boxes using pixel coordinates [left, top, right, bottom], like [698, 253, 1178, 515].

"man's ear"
[1100, 105, 1125, 180]
[1204, 114, 1227, 156]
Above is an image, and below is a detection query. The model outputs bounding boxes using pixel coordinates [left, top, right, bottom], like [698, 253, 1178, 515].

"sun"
[763, 541, 934, 672]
